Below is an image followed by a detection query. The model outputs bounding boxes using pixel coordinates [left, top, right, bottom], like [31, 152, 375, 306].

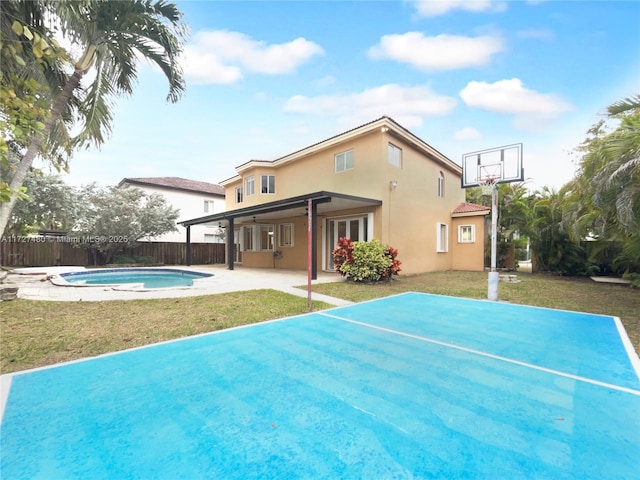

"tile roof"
[120, 177, 225, 196]
[452, 202, 491, 214]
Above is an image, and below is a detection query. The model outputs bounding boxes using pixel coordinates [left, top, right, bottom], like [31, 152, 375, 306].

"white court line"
[320, 312, 640, 397]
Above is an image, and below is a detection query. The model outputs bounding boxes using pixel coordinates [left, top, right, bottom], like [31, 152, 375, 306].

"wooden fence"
[0, 238, 225, 268]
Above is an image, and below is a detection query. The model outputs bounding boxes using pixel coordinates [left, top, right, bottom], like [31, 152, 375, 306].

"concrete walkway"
[6, 264, 353, 306]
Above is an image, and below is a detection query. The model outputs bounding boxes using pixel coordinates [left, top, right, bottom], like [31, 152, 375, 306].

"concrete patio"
[6, 264, 353, 306]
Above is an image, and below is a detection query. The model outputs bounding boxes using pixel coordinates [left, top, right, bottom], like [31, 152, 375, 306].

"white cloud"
[284, 84, 457, 127]
[410, 0, 507, 17]
[183, 30, 324, 85]
[460, 79, 573, 129]
[368, 32, 503, 70]
[453, 127, 482, 140]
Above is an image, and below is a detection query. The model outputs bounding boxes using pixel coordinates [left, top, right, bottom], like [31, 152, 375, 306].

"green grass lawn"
[1, 270, 638, 374]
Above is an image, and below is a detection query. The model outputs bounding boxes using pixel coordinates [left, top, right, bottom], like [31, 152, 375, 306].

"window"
[260, 224, 274, 250]
[261, 175, 275, 194]
[388, 143, 402, 168]
[436, 223, 448, 252]
[438, 171, 445, 197]
[278, 223, 294, 247]
[335, 149, 354, 173]
[204, 200, 216, 213]
[235, 186, 243, 204]
[243, 226, 254, 251]
[458, 225, 475, 243]
[245, 176, 255, 196]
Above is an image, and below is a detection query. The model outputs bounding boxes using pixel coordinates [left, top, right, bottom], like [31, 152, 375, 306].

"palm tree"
[0, 0, 186, 236]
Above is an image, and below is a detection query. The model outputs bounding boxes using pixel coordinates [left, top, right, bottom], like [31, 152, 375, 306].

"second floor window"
[438, 171, 445, 197]
[335, 149, 354, 173]
[261, 175, 275, 194]
[245, 176, 255, 196]
[388, 143, 402, 168]
[235, 186, 243, 203]
[204, 200, 216, 213]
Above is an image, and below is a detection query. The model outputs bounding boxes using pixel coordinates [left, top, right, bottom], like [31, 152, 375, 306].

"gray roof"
[119, 177, 225, 196]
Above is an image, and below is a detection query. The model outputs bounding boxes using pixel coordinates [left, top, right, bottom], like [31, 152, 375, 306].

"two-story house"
[117, 177, 226, 243]
[179, 116, 488, 277]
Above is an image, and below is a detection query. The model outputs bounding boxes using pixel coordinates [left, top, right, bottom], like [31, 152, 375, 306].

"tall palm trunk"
[0, 67, 88, 237]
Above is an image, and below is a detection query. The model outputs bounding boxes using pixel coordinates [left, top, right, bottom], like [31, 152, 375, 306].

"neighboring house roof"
[220, 116, 461, 185]
[451, 202, 491, 217]
[118, 177, 225, 196]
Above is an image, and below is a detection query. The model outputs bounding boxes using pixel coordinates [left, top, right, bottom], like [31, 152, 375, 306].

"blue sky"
[55, 0, 640, 192]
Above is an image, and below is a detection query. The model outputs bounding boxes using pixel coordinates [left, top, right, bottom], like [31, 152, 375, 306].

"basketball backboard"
[461, 143, 524, 188]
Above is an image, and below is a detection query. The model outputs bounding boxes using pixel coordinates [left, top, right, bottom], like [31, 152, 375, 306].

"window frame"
[335, 149, 354, 173]
[235, 186, 243, 204]
[438, 171, 445, 197]
[436, 222, 448, 252]
[245, 176, 255, 196]
[388, 143, 402, 168]
[458, 225, 475, 243]
[203, 200, 216, 213]
[243, 225, 254, 251]
[261, 174, 276, 194]
[260, 224, 275, 251]
[278, 223, 294, 247]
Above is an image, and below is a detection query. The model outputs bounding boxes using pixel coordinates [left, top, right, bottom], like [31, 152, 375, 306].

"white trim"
[458, 224, 475, 243]
[436, 222, 448, 252]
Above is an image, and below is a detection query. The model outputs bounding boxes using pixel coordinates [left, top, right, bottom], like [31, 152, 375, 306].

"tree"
[0, 0, 186, 237]
[563, 94, 640, 279]
[5, 173, 81, 236]
[74, 184, 179, 264]
[1, 0, 71, 202]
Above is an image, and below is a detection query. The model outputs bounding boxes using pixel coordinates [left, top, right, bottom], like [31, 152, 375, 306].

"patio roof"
[178, 191, 383, 227]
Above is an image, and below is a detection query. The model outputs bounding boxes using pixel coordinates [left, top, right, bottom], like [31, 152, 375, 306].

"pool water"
[60, 268, 212, 288]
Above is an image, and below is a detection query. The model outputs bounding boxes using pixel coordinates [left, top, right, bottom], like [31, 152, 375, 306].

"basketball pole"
[488, 182, 499, 301]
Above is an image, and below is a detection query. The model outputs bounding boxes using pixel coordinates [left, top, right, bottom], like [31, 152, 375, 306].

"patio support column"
[227, 218, 234, 270]
[311, 201, 318, 280]
[185, 226, 191, 266]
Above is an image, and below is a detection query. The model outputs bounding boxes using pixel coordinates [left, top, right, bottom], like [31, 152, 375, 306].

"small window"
[335, 149, 354, 173]
[388, 143, 402, 168]
[278, 223, 294, 247]
[260, 224, 275, 250]
[438, 171, 445, 197]
[243, 226, 254, 251]
[245, 176, 255, 196]
[458, 225, 475, 243]
[261, 175, 275, 194]
[436, 223, 448, 252]
[235, 186, 243, 204]
[204, 200, 216, 213]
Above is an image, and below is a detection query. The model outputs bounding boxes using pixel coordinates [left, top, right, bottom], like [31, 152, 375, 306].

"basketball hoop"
[477, 174, 500, 195]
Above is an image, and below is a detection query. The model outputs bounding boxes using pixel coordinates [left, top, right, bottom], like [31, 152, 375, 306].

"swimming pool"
[57, 268, 213, 289]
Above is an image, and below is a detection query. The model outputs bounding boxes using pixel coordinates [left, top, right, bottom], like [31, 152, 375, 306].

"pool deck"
[6, 265, 353, 306]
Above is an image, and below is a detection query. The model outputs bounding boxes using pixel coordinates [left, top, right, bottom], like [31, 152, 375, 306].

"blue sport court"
[2, 292, 639, 479]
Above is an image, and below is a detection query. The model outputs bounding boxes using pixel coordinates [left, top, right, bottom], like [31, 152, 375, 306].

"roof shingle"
[452, 202, 490, 214]
[119, 177, 225, 196]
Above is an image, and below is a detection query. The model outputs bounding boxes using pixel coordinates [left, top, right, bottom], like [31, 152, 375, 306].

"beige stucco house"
[180, 116, 488, 277]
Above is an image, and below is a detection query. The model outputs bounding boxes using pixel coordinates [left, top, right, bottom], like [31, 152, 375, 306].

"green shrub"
[332, 238, 401, 282]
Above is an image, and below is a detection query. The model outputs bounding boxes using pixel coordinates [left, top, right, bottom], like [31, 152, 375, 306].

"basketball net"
[478, 175, 499, 195]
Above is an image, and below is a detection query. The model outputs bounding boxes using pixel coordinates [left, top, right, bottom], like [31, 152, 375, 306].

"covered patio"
[178, 191, 382, 280]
